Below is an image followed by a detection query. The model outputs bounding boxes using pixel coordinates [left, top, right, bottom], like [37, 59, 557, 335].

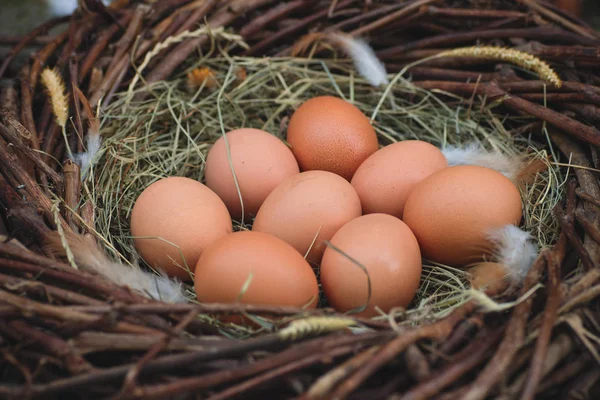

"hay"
[83, 47, 563, 333]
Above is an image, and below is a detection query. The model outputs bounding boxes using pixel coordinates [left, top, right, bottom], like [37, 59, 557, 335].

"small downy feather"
[43, 232, 188, 303]
[486, 225, 539, 283]
[76, 133, 102, 180]
[328, 32, 389, 87]
[73, 85, 102, 180]
[442, 143, 525, 182]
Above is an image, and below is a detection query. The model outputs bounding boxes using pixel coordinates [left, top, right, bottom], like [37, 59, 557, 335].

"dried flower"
[438, 46, 562, 88]
[187, 67, 217, 90]
[41, 67, 69, 129]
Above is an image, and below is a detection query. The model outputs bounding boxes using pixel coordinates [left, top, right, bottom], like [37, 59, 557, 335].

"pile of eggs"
[130, 96, 523, 317]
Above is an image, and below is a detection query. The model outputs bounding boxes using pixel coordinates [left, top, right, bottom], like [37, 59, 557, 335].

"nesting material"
[87, 56, 562, 327]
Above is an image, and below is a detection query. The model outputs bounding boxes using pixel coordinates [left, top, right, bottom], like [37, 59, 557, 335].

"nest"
[0, 1, 599, 399]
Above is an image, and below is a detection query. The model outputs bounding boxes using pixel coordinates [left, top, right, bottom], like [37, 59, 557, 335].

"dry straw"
[81, 36, 565, 334]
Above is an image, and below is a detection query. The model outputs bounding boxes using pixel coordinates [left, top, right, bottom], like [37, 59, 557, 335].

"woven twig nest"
[0, 1, 599, 399]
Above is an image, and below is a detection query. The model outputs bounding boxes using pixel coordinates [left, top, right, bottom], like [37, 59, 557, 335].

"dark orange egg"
[286, 96, 379, 181]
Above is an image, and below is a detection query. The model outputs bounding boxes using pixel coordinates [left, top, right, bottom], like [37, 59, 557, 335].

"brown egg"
[403, 165, 523, 267]
[320, 214, 422, 317]
[252, 170, 362, 264]
[469, 262, 509, 296]
[351, 140, 447, 218]
[286, 96, 379, 181]
[194, 231, 319, 308]
[131, 177, 232, 281]
[204, 128, 299, 221]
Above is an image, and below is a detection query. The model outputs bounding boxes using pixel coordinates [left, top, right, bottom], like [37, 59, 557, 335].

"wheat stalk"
[41, 68, 69, 129]
[438, 46, 562, 88]
[278, 317, 358, 341]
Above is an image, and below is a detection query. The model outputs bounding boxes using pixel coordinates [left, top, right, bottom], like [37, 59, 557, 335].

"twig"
[7, 320, 94, 375]
[62, 160, 81, 229]
[0, 289, 160, 335]
[413, 81, 600, 147]
[401, 330, 502, 400]
[350, 0, 439, 37]
[206, 345, 358, 400]
[331, 301, 475, 398]
[120, 332, 387, 400]
[424, 6, 527, 19]
[61, 302, 332, 317]
[0, 271, 103, 306]
[0, 16, 70, 79]
[517, 0, 599, 40]
[519, 236, 563, 400]
[115, 310, 200, 399]
[378, 26, 599, 60]
[310, 348, 382, 398]
[18, 64, 39, 150]
[461, 250, 552, 400]
[79, 14, 133, 81]
[248, 0, 353, 56]
[240, 0, 306, 38]
[0, 115, 63, 188]
[576, 188, 600, 208]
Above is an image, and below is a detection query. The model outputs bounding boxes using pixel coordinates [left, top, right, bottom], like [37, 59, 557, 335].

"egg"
[204, 128, 299, 221]
[194, 231, 319, 308]
[286, 96, 379, 181]
[351, 140, 447, 218]
[252, 170, 362, 264]
[320, 214, 422, 317]
[130, 176, 232, 281]
[468, 262, 509, 296]
[403, 165, 523, 267]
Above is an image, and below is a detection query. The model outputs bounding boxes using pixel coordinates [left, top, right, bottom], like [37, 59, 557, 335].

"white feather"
[329, 33, 389, 87]
[75, 132, 102, 181]
[86, 256, 189, 304]
[45, 233, 188, 303]
[487, 225, 538, 283]
[442, 143, 524, 181]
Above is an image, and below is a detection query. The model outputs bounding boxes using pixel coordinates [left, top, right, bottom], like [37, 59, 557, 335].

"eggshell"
[204, 128, 300, 220]
[194, 231, 319, 308]
[320, 214, 422, 317]
[469, 262, 509, 296]
[403, 165, 523, 267]
[130, 177, 232, 281]
[286, 96, 379, 181]
[252, 170, 362, 264]
[351, 140, 447, 218]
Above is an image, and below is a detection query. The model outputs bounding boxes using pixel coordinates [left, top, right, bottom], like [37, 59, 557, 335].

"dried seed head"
[438, 46, 562, 88]
[278, 316, 357, 341]
[186, 67, 217, 90]
[41, 67, 69, 129]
